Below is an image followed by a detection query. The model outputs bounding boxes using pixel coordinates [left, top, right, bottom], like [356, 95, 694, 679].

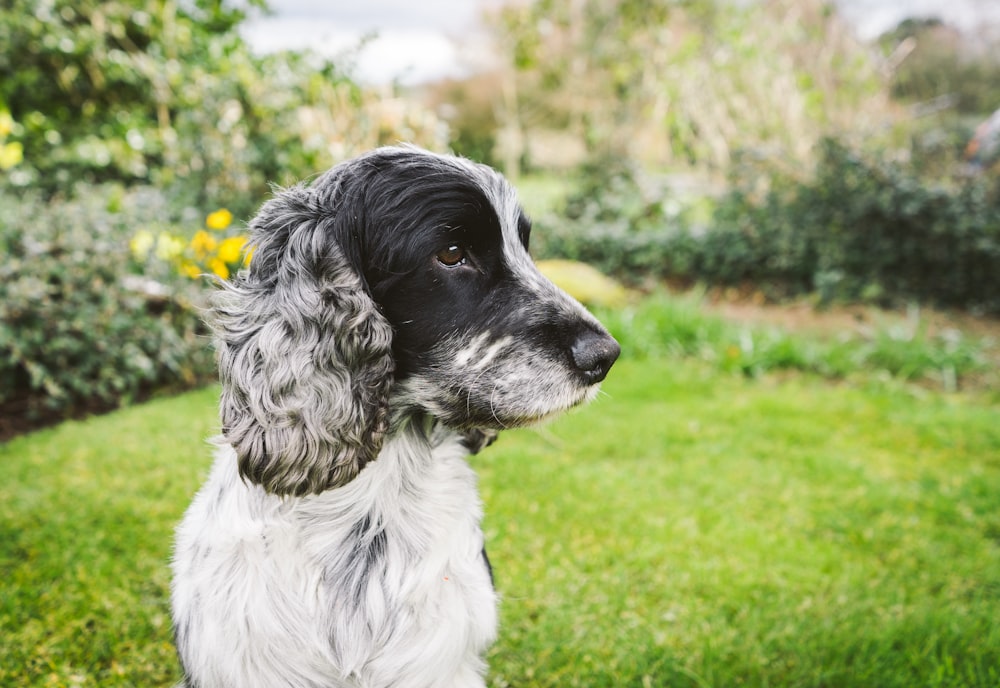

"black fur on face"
[354, 154, 527, 378]
[330, 147, 620, 430]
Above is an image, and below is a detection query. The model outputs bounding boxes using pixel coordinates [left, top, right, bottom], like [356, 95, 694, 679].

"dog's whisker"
[488, 381, 510, 430]
[466, 363, 496, 419]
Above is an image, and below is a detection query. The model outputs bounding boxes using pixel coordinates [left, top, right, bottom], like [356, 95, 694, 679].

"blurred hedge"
[0, 0, 453, 432]
[711, 139, 1000, 310]
[0, 188, 215, 428]
[0, 0, 448, 217]
[536, 139, 1000, 314]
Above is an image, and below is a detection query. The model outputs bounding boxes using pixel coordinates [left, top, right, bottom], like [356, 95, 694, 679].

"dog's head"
[214, 146, 619, 496]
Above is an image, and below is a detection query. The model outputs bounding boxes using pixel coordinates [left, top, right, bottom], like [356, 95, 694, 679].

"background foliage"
[0, 186, 213, 427]
[0, 0, 449, 428]
[2, 0, 999, 423]
[487, 0, 889, 173]
[536, 139, 1000, 314]
[881, 18, 1000, 115]
[478, 0, 999, 320]
[1, 0, 264, 198]
[0, 0, 447, 216]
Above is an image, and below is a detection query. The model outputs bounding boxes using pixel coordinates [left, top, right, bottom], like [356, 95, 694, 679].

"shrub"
[0, 187, 215, 425]
[713, 139, 1000, 311]
[538, 139, 1000, 313]
[532, 158, 696, 282]
[0, 1, 449, 218]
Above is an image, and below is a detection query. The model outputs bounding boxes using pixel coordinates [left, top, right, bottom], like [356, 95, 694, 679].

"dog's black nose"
[570, 328, 620, 384]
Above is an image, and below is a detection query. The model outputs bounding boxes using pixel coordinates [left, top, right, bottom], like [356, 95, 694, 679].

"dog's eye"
[436, 245, 466, 267]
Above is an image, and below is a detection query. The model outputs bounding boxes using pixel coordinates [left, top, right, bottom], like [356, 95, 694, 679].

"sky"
[240, 0, 1000, 85]
[240, 0, 486, 84]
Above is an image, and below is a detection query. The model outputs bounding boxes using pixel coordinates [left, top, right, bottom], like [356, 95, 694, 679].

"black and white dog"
[171, 146, 619, 687]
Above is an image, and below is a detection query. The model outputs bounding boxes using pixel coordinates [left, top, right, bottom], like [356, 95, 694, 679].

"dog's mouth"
[493, 380, 603, 429]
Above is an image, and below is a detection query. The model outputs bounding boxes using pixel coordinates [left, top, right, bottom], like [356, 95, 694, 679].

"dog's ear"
[212, 179, 395, 496]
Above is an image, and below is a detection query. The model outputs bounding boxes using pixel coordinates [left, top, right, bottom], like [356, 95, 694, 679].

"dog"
[171, 146, 620, 687]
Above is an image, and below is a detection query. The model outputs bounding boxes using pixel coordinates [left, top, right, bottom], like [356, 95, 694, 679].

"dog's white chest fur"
[172, 425, 498, 688]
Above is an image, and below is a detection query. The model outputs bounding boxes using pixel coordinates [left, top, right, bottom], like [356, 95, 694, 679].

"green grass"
[0, 387, 220, 688]
[3, 354, 999, 686]
[595, 291, 997, 392]
[482, 362, 1000, 687]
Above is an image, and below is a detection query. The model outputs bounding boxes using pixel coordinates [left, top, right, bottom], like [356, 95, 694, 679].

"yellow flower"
[206, 208, 233, 231]
[208, 258, 230, 279]
[190, 230, 217, 259]
[155, 232, 185, 261]
[181, 262, 203, 279]
[0, 110, 12, 138]
[217, 235, 247, 264]
[130, 230, 155, 260]
[0, 141, 22, 170]
[243, 244, 256, 266]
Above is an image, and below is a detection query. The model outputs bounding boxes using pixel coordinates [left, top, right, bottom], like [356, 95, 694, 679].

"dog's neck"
[289, 412, 485, 536]
[388, 404, 498, 457]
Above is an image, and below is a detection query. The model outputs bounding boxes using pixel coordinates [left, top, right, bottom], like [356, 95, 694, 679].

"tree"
[0, 0, 268, 192]
[880, 17, 1000, 115]
[488, 0, 891, 173]
[0, 0, 449, 214]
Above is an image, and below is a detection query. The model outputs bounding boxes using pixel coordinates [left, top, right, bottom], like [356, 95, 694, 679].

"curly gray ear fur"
[212, 180, 395, 496]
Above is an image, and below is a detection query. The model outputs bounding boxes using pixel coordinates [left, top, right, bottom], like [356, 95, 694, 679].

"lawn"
[2, 354, 999, 687]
